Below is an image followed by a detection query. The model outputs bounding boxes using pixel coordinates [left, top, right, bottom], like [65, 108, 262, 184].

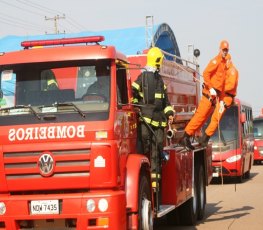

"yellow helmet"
[146, 47, 164, 69]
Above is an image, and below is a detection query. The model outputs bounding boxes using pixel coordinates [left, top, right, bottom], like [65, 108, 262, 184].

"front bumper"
[0, 190, 126, 230]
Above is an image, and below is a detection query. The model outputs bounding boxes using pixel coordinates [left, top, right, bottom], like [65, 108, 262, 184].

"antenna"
[145, 16, 154, 48]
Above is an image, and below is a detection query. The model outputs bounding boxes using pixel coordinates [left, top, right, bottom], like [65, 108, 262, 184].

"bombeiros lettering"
[8, 125, 85, 141]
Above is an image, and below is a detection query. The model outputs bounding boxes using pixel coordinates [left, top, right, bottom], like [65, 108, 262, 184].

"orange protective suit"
[204, 62, 239, 136]
[184, 52, 228, 136]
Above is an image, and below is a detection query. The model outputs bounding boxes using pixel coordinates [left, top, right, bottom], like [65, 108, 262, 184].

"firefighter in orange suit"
[131, 47, 174, 172]
[200, 60, 239, 146]
[182, 40, 230, 150]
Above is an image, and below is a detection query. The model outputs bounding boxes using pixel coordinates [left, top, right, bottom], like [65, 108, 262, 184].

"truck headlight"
[226, 155, 241, 163]
[0, 202, 6, 215]
[98, 199, 108, 212]
[86, 199, 95, 212]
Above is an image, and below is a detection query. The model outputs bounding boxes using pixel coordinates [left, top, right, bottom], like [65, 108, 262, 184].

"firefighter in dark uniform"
[132, 47, 174, 173]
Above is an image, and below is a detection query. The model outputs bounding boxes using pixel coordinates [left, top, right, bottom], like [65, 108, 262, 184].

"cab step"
[156, 205, 175, 218]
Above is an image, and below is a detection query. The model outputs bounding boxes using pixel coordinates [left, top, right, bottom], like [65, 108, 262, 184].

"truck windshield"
[206, 106, 239, 144]
[0, 61, 111, 119]
[253, 118, 263, 138]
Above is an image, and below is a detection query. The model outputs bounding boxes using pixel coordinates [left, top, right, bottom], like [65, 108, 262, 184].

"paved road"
[154, 164, 263, 230]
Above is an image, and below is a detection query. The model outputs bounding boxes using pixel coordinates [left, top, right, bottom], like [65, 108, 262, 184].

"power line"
[66, 16, 87, 31]
[16, 0, 64, 15]
[0, 0, 88, 35]
[17, 0, 87, 32]
[0, 0, 46, 17]
[15, 0, 87, 32]
[0, 18, 43, 33]
[0, 12, 53, 31]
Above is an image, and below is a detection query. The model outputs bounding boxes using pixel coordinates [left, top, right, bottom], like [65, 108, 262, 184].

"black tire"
[138, 174, 153, 230]
[244, 169, 250, 179]
[197, 164, 206, 220]
[237, 175, 243, 183]
[237, 163, 244, 183]
[244, 157, 252, 179]
[178, 169, 198, 225]
[167, 208, 180, 226]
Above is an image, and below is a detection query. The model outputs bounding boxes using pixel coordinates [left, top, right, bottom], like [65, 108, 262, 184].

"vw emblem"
[38, 153, 55, 177]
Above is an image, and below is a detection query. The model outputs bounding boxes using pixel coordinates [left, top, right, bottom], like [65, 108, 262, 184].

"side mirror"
[240, 112, 246, 123]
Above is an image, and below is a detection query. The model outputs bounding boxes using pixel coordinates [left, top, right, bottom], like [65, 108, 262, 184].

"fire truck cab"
[0, 36, 212, 229]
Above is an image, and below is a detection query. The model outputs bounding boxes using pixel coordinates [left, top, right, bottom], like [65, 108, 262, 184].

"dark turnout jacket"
[132, 70, 174, 128]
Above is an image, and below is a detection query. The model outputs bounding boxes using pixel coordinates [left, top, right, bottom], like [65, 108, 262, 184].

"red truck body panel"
[0, 36, 211, 229]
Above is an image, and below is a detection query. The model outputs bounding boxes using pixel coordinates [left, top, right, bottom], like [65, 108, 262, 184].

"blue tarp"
[0, 23, 182, 104]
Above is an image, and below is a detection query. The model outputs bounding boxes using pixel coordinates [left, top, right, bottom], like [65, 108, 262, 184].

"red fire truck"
[208, 98, 254, 182]
[0, 36, 212, 229]
[253, 115, 263, 164]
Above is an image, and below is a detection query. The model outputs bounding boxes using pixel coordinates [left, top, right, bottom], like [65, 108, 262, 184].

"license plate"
[213, 172, 219, 177]
[31, 200, 59, 215]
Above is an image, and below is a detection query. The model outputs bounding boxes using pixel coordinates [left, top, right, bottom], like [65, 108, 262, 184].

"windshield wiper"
[219, 129, 227, 146]
[54, 102, 86, 118]
[0, 105, 41, 120]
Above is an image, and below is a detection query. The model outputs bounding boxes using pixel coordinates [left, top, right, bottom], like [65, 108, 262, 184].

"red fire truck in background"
[207, 99, 254, 183]
[0, 36, 212, 229]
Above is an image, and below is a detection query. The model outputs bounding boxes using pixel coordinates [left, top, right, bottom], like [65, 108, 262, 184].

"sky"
[0, 0, 262, 116]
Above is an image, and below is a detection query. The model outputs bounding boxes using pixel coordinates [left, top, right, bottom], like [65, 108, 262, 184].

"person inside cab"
[41, 69, 59, 91]
[83, 65, 110, 101]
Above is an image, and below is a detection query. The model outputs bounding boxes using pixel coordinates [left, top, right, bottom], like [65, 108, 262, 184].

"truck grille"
[4, 149, 90, 180]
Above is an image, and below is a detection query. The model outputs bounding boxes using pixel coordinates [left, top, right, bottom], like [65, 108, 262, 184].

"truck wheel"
[138, 175, 153, 230]
[197, 164, 206, 220]
[244, 170, 250, 179]
[178, 169, 198, 225]
[237, 164, 244, 183]
[237, 174, 243, 183]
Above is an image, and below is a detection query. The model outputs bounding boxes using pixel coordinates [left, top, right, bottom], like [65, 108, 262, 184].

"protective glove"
[168, 115, 174, 124]
[209, 88, 217, 96]
[219, 101, 225, 114]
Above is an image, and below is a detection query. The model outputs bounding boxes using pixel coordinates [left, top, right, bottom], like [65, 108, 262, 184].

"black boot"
[182, 132, 195, 150]
[200, 133, 210, 147]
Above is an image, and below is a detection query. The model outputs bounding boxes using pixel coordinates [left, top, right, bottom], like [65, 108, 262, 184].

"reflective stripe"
[132, 98, 138, 103]
[132, 82, 140, 90]
[164, 106, 174, 114]
[151, 173, 161, 179]
[164, 85, 167, 90]
[143, 116, 152, 124]
[142, 117, 167, 127]
[151, 120, 159, 127]
[134, 92, 165, 99]
[47, 79, 57, 86]
[155, 93, 164, 99]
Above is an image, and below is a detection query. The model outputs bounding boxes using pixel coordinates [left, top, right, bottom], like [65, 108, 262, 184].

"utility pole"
[45, 14, 66, 34]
